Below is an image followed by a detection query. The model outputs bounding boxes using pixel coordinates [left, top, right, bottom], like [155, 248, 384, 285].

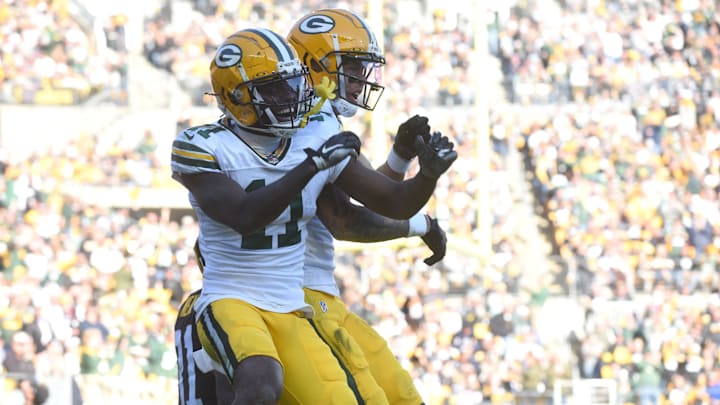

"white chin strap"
[261, 105, 301, 138]
[331, 98, 358, 117]
[224, 108, 299, 139]
[269, 126, 299, 138]
[253, 87, 302, 138]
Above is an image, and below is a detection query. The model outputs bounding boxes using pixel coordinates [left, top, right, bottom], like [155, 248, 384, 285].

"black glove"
[305, 131, 361, 170]
[393, 115, 430, 160]
[421, 217, 446, 265]
[416, 131, 458, 180]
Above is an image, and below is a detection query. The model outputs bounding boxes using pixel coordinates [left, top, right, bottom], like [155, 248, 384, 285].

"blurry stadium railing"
[513, 390, 553, 405]
[0, 374, 178, 405]
[0, 106, 130, 161]
[74, 374, 177, 404]
[2, 371, 186, 404]
[552, 379, 617, 405]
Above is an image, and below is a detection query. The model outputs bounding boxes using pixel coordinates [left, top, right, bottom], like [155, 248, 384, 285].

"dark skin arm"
[318, 153, 448, 265]
[316, 184, 409, 242]
[336, 130, 457, 218]
[174, 159, 319, 235]
[334, 158, 436, 219]
[318, 153, 409, 241]
[376, 163, 405, 181]
[376, 114, 430, 180]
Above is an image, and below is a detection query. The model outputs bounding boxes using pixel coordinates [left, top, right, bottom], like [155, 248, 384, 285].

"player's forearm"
[361, 174, 435, 219]
[324, 204, 409, 242]
[376, 162, 405, 181]
[336, 160, 436, 219]
[386, 174, 436, 218]
[190, 160, 317, 235]
[231, 159, 318, 234]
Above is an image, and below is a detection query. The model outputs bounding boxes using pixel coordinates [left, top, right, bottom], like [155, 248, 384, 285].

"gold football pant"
[196, 298, 358, 405]
[304, 288, 423, 405]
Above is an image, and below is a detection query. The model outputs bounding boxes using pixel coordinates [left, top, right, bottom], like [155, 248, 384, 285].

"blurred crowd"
[501, 0, 720, 403]
[0, 0, 128, 105]
[142, 0, 476, 108]
[0, 0, 719, 405]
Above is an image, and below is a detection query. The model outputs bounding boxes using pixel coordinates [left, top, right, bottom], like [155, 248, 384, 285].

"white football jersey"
[303, 102, 344, 297]
[171, 107, 345, 316]
[304, 215, 339, 296]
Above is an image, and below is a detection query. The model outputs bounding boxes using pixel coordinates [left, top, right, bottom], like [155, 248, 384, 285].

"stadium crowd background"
[0, 0, 719, 404]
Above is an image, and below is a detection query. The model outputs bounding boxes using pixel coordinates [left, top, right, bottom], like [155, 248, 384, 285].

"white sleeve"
[170, 125, 224, 177]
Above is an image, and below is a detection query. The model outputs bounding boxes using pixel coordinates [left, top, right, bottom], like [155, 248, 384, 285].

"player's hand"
[393, 115, 430, 160]
[416, 131, 458, 180]
[305, 131, 361, 170]
[421, 216, 447, 265]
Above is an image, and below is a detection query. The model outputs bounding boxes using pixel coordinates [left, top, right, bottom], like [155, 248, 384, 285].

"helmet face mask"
[210, 29, 314, 138]
[288, 9, 386, 117]
[238, 64, 313, 134]
[330, 54, 384, 114]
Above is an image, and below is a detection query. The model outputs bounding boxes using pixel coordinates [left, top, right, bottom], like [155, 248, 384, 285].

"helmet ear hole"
[228, 86, 244, 105]
[309, 59, 324, 74]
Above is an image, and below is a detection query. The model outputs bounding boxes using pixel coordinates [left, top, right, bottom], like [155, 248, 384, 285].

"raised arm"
[334, 131, 457, 219]
[377, 115, 430, 180]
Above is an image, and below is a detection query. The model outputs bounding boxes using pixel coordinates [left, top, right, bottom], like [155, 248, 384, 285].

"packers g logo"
[319, 301, 329, 313]
[215, 44, 242, 68]
[299, 15, 335, 34]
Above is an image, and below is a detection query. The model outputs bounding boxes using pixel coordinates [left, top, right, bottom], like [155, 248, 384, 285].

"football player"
[171, 27, 456, 405]
[174, 240, 234, 405]
[288, 9, 446, 405]
[175, 289, 232, 405]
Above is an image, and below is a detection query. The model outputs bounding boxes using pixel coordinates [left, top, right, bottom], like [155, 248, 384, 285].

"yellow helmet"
[210, 28, 313, 138]
[287, 9, 385, 117]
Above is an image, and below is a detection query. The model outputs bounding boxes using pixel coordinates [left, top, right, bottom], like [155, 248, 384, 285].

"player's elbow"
[230, 218, 264, 235]
[318, 215, 353, 241]
[382, 207, 418, 220]
[326, 225, 354, 241]
[205, 207, 262, 235]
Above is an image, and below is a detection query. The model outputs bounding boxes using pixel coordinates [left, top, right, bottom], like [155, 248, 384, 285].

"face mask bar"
[235, 65, 315, 136]
[325, 52, 385, 111]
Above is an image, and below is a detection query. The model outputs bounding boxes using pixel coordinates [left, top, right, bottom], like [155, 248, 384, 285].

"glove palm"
[416, 131, 458, 180]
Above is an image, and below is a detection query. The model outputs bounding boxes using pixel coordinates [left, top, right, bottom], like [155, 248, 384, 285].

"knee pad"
[316, 318, 369, 372]
[314, 319, 389, 405]
[235, 377, 282, 404]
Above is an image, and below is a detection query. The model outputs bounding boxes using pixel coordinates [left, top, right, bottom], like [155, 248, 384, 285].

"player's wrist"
[407, 212, 430, 237]
[302, 152, 322, 173]
[387, 147, 412, 173]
